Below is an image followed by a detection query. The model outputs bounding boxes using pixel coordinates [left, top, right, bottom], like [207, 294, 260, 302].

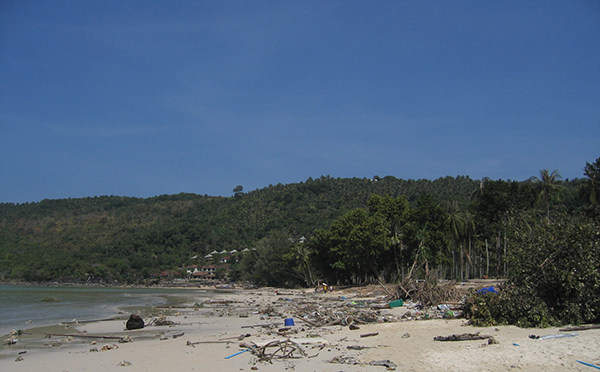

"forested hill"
[0, 173, 591, 284]
[0, 175, 479, 282]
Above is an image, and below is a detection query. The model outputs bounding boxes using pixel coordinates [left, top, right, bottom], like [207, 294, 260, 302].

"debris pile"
[239, 339, 307, 362]
[147, 315, 180, 327]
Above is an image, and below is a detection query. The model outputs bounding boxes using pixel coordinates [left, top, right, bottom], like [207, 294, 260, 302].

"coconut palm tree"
[534, 169, 563, 223]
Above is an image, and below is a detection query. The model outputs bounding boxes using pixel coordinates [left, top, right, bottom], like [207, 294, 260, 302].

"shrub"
[464, 216, 600, 327]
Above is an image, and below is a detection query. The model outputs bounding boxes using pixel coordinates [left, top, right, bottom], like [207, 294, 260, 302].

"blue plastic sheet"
[477, 286, 498, 294]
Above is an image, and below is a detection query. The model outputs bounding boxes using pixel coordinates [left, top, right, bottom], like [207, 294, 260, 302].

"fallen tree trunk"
[45, 333, 123, 340]
[434, 332, 492, 342]
[559, 324, 600, 332]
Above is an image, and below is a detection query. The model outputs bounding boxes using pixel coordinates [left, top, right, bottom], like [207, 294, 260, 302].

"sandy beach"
[2, 285, 599, 372]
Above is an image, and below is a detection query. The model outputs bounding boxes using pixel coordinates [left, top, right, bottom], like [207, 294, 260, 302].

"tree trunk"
[460, 244, 464, 281]
[486, 239, 489, 277]
[496, 233, 501, 277]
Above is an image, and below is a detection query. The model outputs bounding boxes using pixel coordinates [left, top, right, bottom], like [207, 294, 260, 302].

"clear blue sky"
[1, 1, 599, 203]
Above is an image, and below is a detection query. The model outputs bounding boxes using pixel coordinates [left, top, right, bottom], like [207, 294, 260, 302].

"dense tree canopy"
[1, 158, 598, 292]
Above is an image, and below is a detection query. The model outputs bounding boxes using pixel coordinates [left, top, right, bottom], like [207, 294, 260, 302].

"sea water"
[0, 285, 209, 336]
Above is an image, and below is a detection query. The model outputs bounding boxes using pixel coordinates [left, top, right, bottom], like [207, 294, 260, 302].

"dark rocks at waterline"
[125, 314, 145, 330]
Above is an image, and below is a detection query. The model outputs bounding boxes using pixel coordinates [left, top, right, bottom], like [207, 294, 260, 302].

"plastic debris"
[389, 299, 404, 308]
[577, 360, 600, 370]
[538, 332, 578, 340]
[476, 286, 497, 295]
[369, 359, 397, 370]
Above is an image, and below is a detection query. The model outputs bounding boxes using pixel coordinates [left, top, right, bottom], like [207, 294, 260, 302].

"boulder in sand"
[126, 314, 145, 330]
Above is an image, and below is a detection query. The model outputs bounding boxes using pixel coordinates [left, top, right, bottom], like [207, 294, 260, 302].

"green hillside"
[0, 165, 597, 289]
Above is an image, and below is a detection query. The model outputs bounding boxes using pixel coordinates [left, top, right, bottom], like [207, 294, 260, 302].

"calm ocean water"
[0, 285, 210, 336]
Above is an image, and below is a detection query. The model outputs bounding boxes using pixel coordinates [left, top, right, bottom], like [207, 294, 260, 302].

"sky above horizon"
[1, 1, 599, 203]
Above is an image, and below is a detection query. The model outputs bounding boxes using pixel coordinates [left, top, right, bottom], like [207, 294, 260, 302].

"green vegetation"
[1, 158, 600, 327]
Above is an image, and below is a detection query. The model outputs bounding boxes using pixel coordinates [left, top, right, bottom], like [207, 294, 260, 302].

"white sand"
[2, 287, 599, 372]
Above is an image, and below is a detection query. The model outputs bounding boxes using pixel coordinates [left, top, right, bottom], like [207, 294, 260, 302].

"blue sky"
[1, 1, 599, 203]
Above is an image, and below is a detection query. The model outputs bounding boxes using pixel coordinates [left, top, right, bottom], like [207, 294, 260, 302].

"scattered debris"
[537, 332, 578, 340]
[389, 299, 404, 308]
[241, 323, 282, 329]
[15, 355, 24, 362]
[434, 332, 493, 342]
[370, 359, 397, 370]
[119, 336, 134, 343]
[559, 324, 600, 332]
[482, 337, 499, 346]
[239, 339, 307, 362]
[360, 332, 379, 338]
[118, 360, 132, 366]
[100, 343, 119, 351]
[45, 333, 125, 340]
[225, 348, 251, 359]
[327, 355, 361, 365]
[577, 360, 600, 369]
[347, 345, 371, 350]
[147, 315, 179, 327]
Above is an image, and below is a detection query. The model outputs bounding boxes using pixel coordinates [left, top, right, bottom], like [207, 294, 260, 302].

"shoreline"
[0, 279, 221, 288]
[0, 284, 215, 340]
[2, 285, 599, 371]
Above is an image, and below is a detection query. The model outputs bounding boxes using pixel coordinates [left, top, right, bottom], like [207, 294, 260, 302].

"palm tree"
[534, 169, 563, 223]
[471, 177, 491, 203]
[582, 158, 600, 205]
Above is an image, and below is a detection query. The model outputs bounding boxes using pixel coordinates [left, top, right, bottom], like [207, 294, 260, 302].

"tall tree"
[533, 169, 563, 223]
[582, 157, 600, 205]
[445, 200, 464, 280]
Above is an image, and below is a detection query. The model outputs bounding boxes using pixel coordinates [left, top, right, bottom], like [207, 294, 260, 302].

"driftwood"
[434, 332, 492, 342]
[559, 324, 600, 332]
[299, 315, 367, 328]
[219, 333, 251, 341]
[186, 340, 234, 346]
[360, 332, 379, 338]
[240, 338, 307, 362]
[241, 323, 282, 329]
[45, 333, 123, 340]
[147, 316, 179, 326]
[292, 315, 320, 327]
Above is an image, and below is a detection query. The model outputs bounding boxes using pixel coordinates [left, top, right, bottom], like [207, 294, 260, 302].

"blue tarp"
[477, 286, 498, 294]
